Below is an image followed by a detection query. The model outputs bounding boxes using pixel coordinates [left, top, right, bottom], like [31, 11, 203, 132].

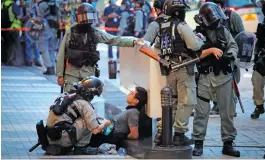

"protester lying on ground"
[89, 86, 152, 148]
[45, 76, 111, 155]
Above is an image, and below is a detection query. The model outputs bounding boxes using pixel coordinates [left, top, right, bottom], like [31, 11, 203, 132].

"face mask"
[131, 3, 135, 8]
[16, 0, 21, 6]
[25, 0, 31, 6]
[120, 5, 126, 11]
[91, 1, 96, 7]
[110, 0, 116, 5]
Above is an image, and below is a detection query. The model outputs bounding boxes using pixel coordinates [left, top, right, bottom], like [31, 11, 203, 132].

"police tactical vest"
[198, 26, 233, 76]
[66, 27, 99, 67]
[158, 17, 188, 59]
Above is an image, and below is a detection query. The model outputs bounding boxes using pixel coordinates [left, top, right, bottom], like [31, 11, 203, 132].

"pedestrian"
[133, 0, 147, 38]
[38, 0, 61, 75]
[102, 0, 121, 60]
[24, 0, 42, 67]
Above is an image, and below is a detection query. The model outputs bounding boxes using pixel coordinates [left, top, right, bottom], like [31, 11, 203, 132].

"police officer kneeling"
[45, 76, 111, 155]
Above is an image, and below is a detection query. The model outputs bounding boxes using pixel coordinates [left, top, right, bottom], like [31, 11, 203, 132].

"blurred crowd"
[1, 0, 156, 74]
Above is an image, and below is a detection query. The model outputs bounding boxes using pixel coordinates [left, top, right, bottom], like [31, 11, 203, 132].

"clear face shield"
[75, 12, 98, 25]
[200, 3, 227, 26]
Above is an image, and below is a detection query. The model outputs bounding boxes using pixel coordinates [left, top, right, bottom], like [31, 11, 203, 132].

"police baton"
[170, 57, 200, 72]
[231, 69, 245, 113]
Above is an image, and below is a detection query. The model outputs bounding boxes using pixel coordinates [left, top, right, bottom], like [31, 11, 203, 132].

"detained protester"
[89, 87, 151, 148]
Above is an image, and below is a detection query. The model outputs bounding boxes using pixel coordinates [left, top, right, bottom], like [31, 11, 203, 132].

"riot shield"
[234, 31, 257, 69]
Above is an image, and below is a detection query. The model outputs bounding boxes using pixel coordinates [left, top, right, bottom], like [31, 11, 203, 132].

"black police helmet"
[153, 0, 166, 10]
[162, 0, 190, 16]
[75, 3, 98, 24]
[205, 0, 225, 7]
[74, 76, 104, 101]
[199, 2, 227, 27]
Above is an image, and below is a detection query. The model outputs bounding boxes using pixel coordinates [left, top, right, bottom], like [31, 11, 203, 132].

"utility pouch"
[64, 124, 77, 145]
[159, 63, 170, 76]
[46, 126, 62, 141]
[186, 63, 195, 75]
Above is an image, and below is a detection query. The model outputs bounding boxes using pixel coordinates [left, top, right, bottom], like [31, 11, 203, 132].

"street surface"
[1, 43, 265, 159]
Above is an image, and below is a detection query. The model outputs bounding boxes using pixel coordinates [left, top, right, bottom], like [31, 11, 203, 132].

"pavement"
[1, 43, 265, 159]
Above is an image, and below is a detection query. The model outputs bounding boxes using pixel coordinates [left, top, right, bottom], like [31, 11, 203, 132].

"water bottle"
[118, 147, 127, 156]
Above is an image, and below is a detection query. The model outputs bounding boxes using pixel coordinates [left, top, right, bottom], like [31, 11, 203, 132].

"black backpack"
[1, 2, 13, 28]
[138, 105, 152, 138]
[126, 9, 147, 36]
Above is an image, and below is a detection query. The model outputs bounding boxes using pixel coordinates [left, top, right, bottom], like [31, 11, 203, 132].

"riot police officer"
[46, 76, 111, 155]
[56, 3, 143, 92]
[192, 2, 240, 157]
[205, 0, 244, 116]
[251, 0, 265, 119]
[144, 0, 215, 146]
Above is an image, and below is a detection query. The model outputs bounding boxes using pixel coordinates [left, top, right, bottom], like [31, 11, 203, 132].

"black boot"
[222, 141, 240, 157]
[193, 140, 203, 156]
[43, 67, 55, 75]
[172, 132, 191, 146]
[154, 129, 162, 144]
[251, 104, 265, 119]
[73, 146, 98, 155]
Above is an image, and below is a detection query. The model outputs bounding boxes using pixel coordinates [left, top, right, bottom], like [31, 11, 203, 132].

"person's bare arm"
[127, 126, 139, 139]
[91, 120, 111, 134]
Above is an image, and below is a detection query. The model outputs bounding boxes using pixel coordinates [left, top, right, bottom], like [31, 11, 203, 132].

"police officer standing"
[38, 0, 61, 75]
[251, 0, 265, 119]
[206, 0, 244, 116]
[56, 3, 143, 92]
[192, 2, 240, 157]
[46, 76, 111, 155]
[144, 0, 213, 146]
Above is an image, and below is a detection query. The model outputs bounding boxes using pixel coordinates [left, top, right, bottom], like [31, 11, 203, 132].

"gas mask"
[76, 23, 91, 33]
[208, 20, 221, 30]
[175, 10, 186, 21]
